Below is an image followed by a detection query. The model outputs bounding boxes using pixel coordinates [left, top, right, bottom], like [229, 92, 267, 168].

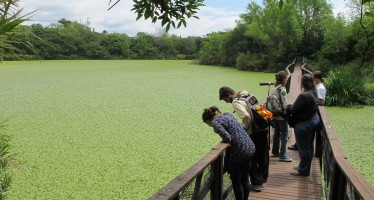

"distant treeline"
[5, 0, 374, 79]
[5, 18, 203, 61]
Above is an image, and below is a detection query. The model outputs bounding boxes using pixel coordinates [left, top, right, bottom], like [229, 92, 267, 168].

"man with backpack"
[219, 86, 269, 192]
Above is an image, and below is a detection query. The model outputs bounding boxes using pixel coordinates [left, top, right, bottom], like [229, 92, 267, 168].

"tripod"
[259, 82, 274, 150]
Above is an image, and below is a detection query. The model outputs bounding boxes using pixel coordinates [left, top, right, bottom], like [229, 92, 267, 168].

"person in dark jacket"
[202, 106, 256, 200]
[287, 74, 320, 176]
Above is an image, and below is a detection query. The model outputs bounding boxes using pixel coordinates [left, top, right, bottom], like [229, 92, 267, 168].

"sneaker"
[291, 170, 309, 176]
[290, 170, 300, 176]
[271, 154, 279, 157]
[288, 144, 298, 150]
[293, 166, 299, 170]
[250, 184, 263, 192]
[279, 157, 293, 162]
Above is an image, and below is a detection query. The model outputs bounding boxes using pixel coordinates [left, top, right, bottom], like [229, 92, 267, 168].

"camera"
[259, 82, 274, 86]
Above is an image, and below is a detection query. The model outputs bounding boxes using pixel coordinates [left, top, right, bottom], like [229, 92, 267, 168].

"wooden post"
[210, 154, 223, 200]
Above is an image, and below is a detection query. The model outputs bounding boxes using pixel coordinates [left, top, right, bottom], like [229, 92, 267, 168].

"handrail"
[301, 62, 374, 199]
[151, 58, 374, 200]
[149, 143, 230, 200]
[319, 107, 374, 199]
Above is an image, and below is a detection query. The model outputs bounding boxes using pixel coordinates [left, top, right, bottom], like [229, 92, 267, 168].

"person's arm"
[318, 98, 325, 106]
[232, 100, 252, 129]
[290, 93, 306, 115]
[317, 85, 326, 106]
[213, 123, 231, 143]
[279, 87, 288, 110]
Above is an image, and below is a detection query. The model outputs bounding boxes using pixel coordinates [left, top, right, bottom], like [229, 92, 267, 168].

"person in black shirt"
[287, 74, 320, 176]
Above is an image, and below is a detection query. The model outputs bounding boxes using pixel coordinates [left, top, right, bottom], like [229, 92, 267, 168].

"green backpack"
[264, 88, 285, 117]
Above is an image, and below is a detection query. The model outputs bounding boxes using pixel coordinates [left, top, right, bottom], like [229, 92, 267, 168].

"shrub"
[325, 69, 371, 106]
[235, 53, 263, 71]
[0, 122, 12, 200]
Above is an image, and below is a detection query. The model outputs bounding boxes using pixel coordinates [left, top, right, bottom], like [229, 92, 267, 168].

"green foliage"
[6, 20, 202, 60]
[0, 0, 36, 61]
[109, 0, 205, 32]
[235, 53, 264, 71]
[198, 32, 226, 65]
[0, 127, 12, 200]
[325, 69, 372, 106]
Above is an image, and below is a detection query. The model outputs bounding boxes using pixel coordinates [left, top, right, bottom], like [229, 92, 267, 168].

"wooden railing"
[301, 62, 374, 200]
[319, 107, 374, 199]
[150, 59, 374, 200]
[149, 143, 232, 200]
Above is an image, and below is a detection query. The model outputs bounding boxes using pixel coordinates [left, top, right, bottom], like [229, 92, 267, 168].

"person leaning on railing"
[202, 106, 256, 200]
[219, 87, 268, 192]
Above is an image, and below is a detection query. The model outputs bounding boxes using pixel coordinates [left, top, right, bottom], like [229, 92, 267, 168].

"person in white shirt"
[312, 71, 326, 157]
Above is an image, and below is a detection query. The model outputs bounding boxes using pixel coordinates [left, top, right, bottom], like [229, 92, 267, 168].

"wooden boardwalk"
[251, 63, 323, 199]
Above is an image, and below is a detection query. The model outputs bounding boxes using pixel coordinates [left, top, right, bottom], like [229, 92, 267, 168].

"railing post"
[211, 153, 223, 200]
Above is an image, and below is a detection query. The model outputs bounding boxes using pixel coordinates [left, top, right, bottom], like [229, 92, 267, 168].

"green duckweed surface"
[0, 60, 274, 199]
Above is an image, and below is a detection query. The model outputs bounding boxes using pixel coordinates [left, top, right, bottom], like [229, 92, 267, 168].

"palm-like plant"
[0, 0, 36, 61]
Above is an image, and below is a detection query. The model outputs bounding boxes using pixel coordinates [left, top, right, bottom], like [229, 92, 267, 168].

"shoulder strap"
[236, 95, 255, 122]
[276, 87, 285, 114]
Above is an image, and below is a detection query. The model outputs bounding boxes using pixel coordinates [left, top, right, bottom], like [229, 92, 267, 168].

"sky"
[19, 0, 350, 37]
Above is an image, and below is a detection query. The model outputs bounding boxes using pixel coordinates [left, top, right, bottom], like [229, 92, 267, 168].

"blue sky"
[19, 0, 348, 37]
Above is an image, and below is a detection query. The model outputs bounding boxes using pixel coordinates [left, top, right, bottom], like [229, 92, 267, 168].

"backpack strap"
[236, 95, 255, 123]
[276, 87, 286, 116]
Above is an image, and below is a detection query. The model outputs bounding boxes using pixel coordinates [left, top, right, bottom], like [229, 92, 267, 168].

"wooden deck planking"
[250, 130, 323, 200]
[250, 62, 323, 200]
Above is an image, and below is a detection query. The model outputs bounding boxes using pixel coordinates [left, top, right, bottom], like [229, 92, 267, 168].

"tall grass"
[325, 69, 373, 106]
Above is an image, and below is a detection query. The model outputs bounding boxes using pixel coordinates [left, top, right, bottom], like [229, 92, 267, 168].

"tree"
[0, 0, 36, 60]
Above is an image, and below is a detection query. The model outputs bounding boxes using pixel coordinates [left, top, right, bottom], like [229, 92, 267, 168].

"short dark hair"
[312, 71, 324, 83]
[219, 87, 235, 100]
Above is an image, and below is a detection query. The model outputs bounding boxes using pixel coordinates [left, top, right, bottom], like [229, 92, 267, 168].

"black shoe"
[288, 144, 298, 150]
[314, 152, 322, 157]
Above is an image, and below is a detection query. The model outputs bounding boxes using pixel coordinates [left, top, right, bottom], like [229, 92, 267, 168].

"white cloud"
[19, 0, 241, 37]
[19, 0, 348, 37]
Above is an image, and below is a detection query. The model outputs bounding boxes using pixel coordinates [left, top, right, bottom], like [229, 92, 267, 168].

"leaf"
[362, 0, 374, 4]
[161, 17, 168, 27]
[152, 16, 157, 23]
[136, 13, 143, 20]
[364, 11, 374, 18]
[166, 23, 170, 32]
[279, 0, 284, 9]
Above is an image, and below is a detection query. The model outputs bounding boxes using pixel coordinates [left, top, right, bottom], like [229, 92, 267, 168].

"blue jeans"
[272, 119, 289, 159]
[294, 115, 320, 175]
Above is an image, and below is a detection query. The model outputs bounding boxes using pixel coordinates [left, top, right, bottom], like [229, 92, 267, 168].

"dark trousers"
[315, 125, 322, 155]
[249, 132, 269, 185]
[230, 158, 252, 200]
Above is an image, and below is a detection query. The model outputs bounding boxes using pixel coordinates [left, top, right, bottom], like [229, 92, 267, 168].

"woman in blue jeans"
[287, 74, 320, 176]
